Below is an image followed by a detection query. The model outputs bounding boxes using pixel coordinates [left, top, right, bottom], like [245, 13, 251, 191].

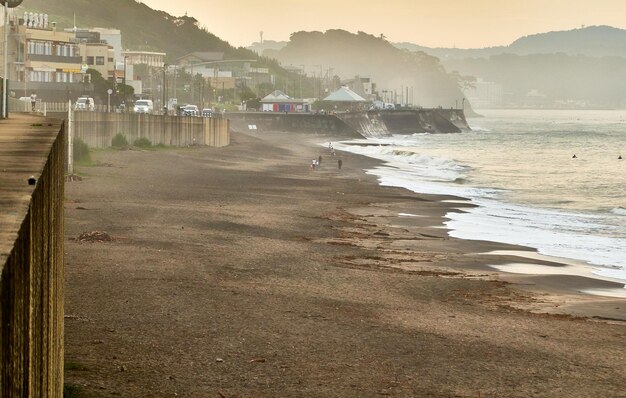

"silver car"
[181, 105, 199, 116]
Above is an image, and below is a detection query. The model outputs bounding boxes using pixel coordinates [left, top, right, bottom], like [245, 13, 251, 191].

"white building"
[92, 28, 122, 63]
[465, 79, 503, 108]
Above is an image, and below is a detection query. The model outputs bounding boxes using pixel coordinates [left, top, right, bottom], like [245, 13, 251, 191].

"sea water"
[334, 109, 626, 287]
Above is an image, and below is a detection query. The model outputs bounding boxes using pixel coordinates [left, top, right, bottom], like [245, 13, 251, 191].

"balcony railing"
[28, 54, 83, 64]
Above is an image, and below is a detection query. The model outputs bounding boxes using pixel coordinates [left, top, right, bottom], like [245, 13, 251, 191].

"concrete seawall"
[0, 115, 66, 397]
[228, 109, 469, 138]
[227, 112, 361, 138]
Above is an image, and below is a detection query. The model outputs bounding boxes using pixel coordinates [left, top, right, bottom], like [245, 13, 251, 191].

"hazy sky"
[141, 0, 626, 48]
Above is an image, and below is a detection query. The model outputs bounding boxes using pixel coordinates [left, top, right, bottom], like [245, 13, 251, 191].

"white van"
[74, 97, 95, 111]
[134, 99, 154, 114]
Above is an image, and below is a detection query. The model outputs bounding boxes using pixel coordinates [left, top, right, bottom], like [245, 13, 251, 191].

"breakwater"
[227, 109, 469, 138]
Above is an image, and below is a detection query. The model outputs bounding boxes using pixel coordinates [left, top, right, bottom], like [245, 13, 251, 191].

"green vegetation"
[22, 0, 467, 106]
[133, 137, 152, 148]
[271, 30, 466, 108]
[25, 0, 274, 64]
[111, 133, 129, 148]
[73, 138, 91, 164]
[63, 383, 82, 398]
[65, 361, 89, 372]
[86, 68, 133, 105]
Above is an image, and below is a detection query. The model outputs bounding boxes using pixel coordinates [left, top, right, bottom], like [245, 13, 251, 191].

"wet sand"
[63, 131, 625, 397]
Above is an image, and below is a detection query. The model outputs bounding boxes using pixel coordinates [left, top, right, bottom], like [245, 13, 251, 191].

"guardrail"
[0, 116, 66, 397]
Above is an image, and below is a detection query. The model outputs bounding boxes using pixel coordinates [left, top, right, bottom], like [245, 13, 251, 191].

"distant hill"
[270, 30, 466, 108]
[444, 53, 626, 108]
[395, 25, 626, 60]
[393, 26, 626, 109]
[393, 43, 504, 61]
[253, 25, 626, 61]
[508, 25, 626, 57]
[247, 26, 626, 64]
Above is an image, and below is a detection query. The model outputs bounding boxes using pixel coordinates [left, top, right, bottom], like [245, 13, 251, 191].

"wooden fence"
[0, 116, 66, 397]
[71, 112, 230, 148]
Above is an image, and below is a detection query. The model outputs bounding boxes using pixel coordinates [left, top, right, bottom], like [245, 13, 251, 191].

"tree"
[87, 68, 133, 105]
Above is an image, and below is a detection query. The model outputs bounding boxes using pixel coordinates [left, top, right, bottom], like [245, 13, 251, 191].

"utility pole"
[162, 63, 167, 114]
[173, 65, 177, 103]
[299, 65, 304, 99]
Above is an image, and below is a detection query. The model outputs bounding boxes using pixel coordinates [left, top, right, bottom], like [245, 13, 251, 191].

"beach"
[63, 130, 625, 397]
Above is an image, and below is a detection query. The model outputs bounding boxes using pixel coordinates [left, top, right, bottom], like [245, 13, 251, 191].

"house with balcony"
[1, 14, 91, 101]
[72, 29, 116, 80]
[122, 50, 166, 68]
[260, 90, 311, 112]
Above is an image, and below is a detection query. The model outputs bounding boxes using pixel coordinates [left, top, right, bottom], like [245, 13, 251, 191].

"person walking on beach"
[318, 155, 322, 165]
[338, 159, 342, 170]
[30, 92, 37, 112]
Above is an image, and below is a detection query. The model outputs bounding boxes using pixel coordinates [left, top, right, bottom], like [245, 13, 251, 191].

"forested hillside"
[270, 30, 466, 108]
[23, 0, 258, 61]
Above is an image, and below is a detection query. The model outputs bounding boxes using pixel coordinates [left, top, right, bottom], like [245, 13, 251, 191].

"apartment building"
[1, 13, 91, 100]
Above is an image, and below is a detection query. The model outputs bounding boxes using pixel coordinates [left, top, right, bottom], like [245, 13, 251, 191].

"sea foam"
[332, 137, 626, 288]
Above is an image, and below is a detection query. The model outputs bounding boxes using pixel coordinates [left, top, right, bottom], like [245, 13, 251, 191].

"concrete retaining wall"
[72, 112, 230, 148]
[228, 109, 469, 138]
[227, 112, 361, 138]
[0, 115, 66, 397]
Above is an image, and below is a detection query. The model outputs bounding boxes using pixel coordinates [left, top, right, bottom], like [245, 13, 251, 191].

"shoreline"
[63, 130, 626, 396]
[325, 135, 626, 314]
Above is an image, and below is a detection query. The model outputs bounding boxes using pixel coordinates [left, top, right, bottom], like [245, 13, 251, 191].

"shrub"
[133, 137, 152, 148]
[63, 383, 81, 398]
[111, 133, 129, 148]
[72, 138, 91, 163]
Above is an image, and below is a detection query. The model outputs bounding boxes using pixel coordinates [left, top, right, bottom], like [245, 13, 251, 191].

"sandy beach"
[63, 130, 625, 397]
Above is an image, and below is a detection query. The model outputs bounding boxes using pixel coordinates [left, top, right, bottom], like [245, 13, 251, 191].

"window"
[96, 56, 105, 65]
[108, 57, 114, 62]
[86, 56, 94, 65]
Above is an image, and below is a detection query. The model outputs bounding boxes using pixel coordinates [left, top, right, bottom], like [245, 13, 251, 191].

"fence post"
[67, 100, 73, 175]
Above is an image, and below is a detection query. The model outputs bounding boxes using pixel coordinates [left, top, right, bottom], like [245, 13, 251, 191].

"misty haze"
[0, 0, 624, 396]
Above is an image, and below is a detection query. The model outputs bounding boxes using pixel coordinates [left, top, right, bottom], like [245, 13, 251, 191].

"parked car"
[74, 96, 95, 111]
[181, 104, 199, 116]
[134, 99, 154, 114]
[201, 108, 213, 117]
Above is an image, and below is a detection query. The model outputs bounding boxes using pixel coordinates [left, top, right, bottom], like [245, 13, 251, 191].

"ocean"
[333, 109, 626, 291]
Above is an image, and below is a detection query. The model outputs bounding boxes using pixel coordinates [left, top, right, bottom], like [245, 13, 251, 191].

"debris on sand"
[75, 231, 113, 243]
[65, 174, 83, 182]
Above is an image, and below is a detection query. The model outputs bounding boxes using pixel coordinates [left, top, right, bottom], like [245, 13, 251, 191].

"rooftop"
[323, 87, 367, 102]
